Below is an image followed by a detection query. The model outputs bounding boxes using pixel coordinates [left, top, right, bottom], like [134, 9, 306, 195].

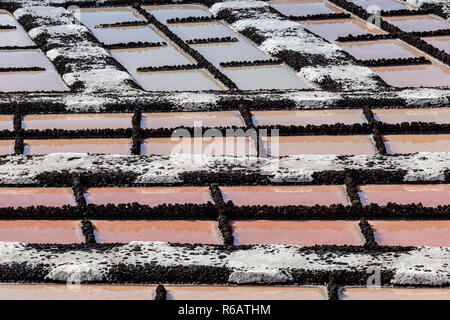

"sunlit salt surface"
[373, 107, 450, 124]
[143, 4, 212, 22]
[168, 21, 238, 41]
[22, 113, 133, 130]
[72, 7, 145, 30]
[370, 220, 450, 247]
[422, 36, 450, 54]
[23, 139, 132, 155]
[0, 11, 35, 46]
[0, 220, 83, 244]
[91, 25, 166, 45]
[263, 135, 377, 156]
[384, 15, 450, 33]
[84, 187, 211, 206]
[191, 41, 270, 67]
[92, 220, 221, 244]
[141, 137, 257, 156]
[338, 39, 421, 60]
[350, 0, 413, 13]
[110, 46, 194, 69]
[269, 0, 344, 16]
[340, 287, 450, 300]
[0, 284, 157, 300]
[383, 134, 450, 154]
[372, 64, 450, 88]
[220, 185, 350, 206]
[165, 285, 328, 300]
[221, 65, 312, 90]
[0, 187, 76, 208]
[252, 109, 367, 126]
[232, 220, 364, 245]
[0, 115, 13, 130]
[0, 140, 14, 155]
[299, 18, 384, 42]
[358, 184, 450, 207]
[141, 111, 244, 129]
[133, 69, 225, 91]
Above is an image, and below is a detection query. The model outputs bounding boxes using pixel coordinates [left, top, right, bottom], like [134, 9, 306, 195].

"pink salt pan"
[23, 138, 132, 155]
[0, 220, 83, 244]
[383, 134, 450, 154]
[358, 184, 450, 207]
[340, 287, 450, 300]
[263, 135, 377, 156]
[232, 220, 364, 245]
[0, 188, 76, 208]
[252, 109, 367, 126]
[141, 111, 244, 129]
[92, 220, 221, 244]
[141, 137, 257, 156]
[0, 140, 14, 155]
[220, 185, 350, 206]
[0, 284, 157, 300]
[373, 107, 450, 124]
[370, 220, 450, 247]
[22, 114, 133, 130]
[165, 285, 327, 300]
[0, 115, 13, 130]
[84, 187, 211, 206]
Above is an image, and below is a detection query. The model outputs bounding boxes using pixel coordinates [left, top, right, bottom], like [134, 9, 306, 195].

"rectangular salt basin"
[373, 107, 450, 124]
[73, 7, 145, 30]
[232, 220, 364, 246]
[91, 25, 166, 45]
[24, 139, 132, 155]
[0, 140, 14, 155]
[144, 4, 211, 23]
[0, 115, 13, 130]
[165, 285, 328, 300]
[92, 220, 221, 244]
[358, 184, 450, 207]
[370, 220, 450, 247]
[110, 47, 194, 70]
[0, 50, 61, 69]
[220, 185, 350, 206]
[0, 284, 157, 300]
[141, 137, 257, 156]
[270, 0, 344, 16]
[350, 0, 413, 13]
[263, 135, 377, 156]
[0, 11, 34, 46]
[0, 71, 69, 92]
[339, 39, 421, 60]
[191, 41, 270, 67]
[0, 188, 76, 208]
[383, 134, 450, 154]
[84, 187, 211, 206]
[221, 65, 312, 90]
[22, 113, 133, 130]
[168, 22, 237, 41]
[141, 111, 244, 129]
[299, 19, 384, 42]
[384, 15, 450, 33]
[423, 36, 450, 54]
[340, 287, 450, 300]
[252, 109, 367, 126]
[133, 69, 225, 91]
[0, 221, 83, 244]
[372, 64, 450, 88]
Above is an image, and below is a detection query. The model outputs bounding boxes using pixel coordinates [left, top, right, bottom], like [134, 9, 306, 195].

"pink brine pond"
[0, 188, 76, 208]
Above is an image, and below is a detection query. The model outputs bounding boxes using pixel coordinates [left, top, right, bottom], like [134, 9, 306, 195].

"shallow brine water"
[0, 11, 35, 46]
[0, 140, 14, 155]
[232, 220, 364, 246]
[383, 134, 450, 154]
[92, 220, 221, 244]
[141, 111, 244, 129]
[168, 22, 238, 41]
[23, 139, 132, 155]
[263, 135, 377, 156]
[252, 109, 367, 126]
[422, 36, 450, 54]
[338, 39, 421, 60]
[22, 114, 133, 130]
[339, 287, 450, 300]
[143, 4, 211, 23]
[373, 107, 450, 124]
[0, 188, 76, 208]
[91, 25, 166, 45]
[384, 15, 450, 33]
[72, 7, 145, 30]
[269, 0, 344, 16]
[350, 0, 413, 13]
[0, 115, 13, 130]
